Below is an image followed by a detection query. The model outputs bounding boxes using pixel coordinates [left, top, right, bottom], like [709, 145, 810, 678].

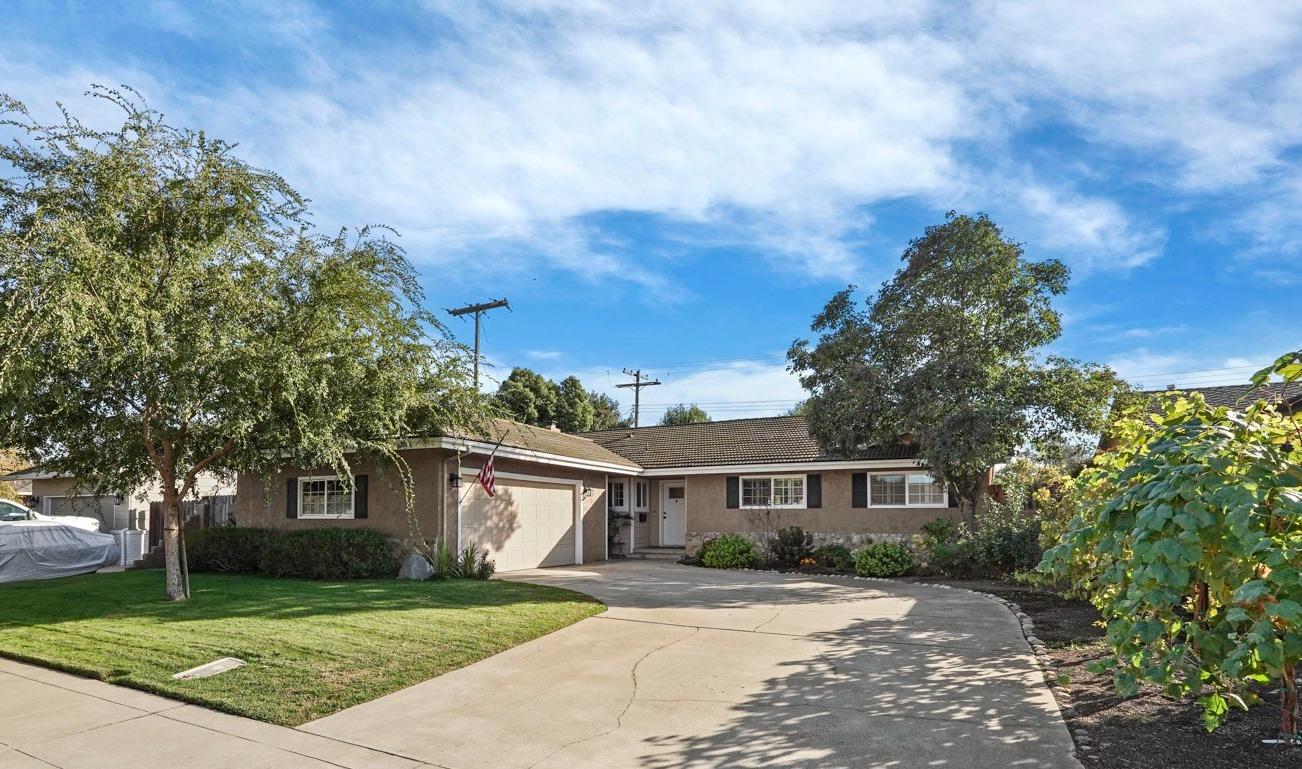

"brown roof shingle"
[445, 418, 641, 469]
[582, 415, 916, 469]
[1138, 382, 1301, 412]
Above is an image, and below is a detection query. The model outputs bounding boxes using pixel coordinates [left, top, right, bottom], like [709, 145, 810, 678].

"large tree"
[494, 368, 560, 426]
[0, 88, 484, 600]
[788, 212, 1123, 509]
[588, 392, 629, 431]
[554, 376, 596, 433]
[660, 403, 711, 426]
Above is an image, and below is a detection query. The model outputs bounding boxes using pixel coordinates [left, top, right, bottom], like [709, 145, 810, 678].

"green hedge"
[186, 527, 398, 580]
[698, 534, 761, 569]
[811, 544, 854, 571]
[854, 542, 915, 578]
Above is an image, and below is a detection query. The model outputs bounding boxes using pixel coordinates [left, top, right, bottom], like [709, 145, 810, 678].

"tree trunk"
[1283, 662, 1299, 739]
[162, 490, 188, 601]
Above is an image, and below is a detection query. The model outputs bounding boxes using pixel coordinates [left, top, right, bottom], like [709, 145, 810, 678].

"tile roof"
[445, 418, 641, 469]
[1137, 382, 1302, 412]
[581, 415, 916, 469]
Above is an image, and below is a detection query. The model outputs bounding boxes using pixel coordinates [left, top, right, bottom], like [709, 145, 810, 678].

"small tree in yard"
[0, 88, 485, 600]
[1041, 350, 1302, 738]
[788, 212, 1125, 511]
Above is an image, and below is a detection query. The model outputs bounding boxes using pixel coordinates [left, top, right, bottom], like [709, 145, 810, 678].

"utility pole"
[447, 298, 510, 390]
[615, 368, 662, 427]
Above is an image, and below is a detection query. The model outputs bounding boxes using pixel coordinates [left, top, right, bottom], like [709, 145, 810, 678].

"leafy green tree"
[0, 448, 24, 502]
[554, 376, 595, 433]
[788, 212, 1124, 510]
[660, 403, 711, 426]
[783, 400, 811, 417]
[494, 368, 560, 426]
[1041, 350, 1302, 736]
[588, 392, 629, 431]
[0, 88, 484, 601]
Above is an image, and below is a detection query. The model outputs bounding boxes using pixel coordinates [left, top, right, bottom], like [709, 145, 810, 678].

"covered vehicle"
[0, 498, 100, 532]
[0, 522, 120, 583]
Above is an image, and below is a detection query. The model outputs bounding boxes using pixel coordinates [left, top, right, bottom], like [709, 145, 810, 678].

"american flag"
[476, 454, 496, 497]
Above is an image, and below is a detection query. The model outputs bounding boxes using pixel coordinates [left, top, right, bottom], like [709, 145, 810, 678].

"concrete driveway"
[303, 561, 1079, 768]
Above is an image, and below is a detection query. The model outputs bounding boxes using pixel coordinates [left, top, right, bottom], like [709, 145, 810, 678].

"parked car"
[0, 520, 120, 583]
[0, 498, 100, 532]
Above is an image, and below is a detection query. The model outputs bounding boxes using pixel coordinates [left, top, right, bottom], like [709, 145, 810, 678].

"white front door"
[660, 482, 686, 547]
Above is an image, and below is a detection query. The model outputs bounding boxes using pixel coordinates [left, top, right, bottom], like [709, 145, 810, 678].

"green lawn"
[0, 570, 603, 725]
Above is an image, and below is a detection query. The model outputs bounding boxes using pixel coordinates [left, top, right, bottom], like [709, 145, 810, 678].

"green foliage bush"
[258, 529, 399, 580]
[698, 534, 761, 569]
[186, 527, 273, 573]
[811, 544, 853, 571]
[453, 543, 495, 580]
[1041, 351, 1302, 735]
[187, 528, 399, 579]
[925, 538, 979, 578]
[768, 526, 813, 567]
[854, 542, 914, 577]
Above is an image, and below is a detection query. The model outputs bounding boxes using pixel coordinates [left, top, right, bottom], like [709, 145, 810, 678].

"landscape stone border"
[687, 562, 1089, 767]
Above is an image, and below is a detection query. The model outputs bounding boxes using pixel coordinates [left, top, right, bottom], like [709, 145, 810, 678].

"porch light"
[448, 473, 461, 489]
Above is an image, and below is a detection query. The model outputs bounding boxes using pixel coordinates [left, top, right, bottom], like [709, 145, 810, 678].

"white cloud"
[526, 350, 563, 361]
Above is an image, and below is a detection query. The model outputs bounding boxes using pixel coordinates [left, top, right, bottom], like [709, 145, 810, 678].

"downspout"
[455, 450, 464, 553]
[603, 473, 609, 561]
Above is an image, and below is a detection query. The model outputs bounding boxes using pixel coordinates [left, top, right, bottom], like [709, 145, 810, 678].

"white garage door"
[461, 477, 577, 572]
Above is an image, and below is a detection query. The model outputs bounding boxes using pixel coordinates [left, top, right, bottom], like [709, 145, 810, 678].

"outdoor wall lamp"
[581, 482, 593, 498]
[448, 473, 462, 489]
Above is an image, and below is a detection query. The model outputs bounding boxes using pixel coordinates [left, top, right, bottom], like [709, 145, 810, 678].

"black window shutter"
[354, 475, 368, 519]
[725, 476, 739, 509]
[948, 483, 959, 508]
[286, 478, 298, 519]
[851, 473, 868, 508]
[806, 474, 822, 508]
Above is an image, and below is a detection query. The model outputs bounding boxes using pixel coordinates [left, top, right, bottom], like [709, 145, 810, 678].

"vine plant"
[1041, 350, 1301, 738]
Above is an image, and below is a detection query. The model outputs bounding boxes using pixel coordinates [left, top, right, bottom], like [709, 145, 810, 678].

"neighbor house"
[1, 467, 235, 547]
[235, 415, 974, 571]
[1139, 382, 1301, 414]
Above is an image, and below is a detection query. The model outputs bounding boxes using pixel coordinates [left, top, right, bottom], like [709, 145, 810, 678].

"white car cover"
[0, 523, 120, 583]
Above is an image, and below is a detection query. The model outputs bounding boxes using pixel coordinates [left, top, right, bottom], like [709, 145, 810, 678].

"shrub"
[768, 526, 813, 567]
[186, 527, 273, 573]
[811, 544, 853, 571]
[698, 534, 760, 569]
[925, 538, 979, 578]
[258, 529, 398, 580]
[432, 538, 456, 579]
[453, 543, 495, 580]
[854, 542, 914, 578]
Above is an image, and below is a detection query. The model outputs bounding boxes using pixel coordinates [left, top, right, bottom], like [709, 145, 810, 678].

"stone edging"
[684, 562, 1090, 765]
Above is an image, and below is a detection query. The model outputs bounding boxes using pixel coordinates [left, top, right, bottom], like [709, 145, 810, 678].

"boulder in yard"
[398, 553, 433, 580]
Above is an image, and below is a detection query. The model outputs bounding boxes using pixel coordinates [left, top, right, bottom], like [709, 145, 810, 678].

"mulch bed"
[923, 579, 1299, 768]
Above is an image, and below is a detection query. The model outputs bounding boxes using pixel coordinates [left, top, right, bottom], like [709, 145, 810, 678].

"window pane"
[908, 474, 945, 505]
[608, 481, 625, 508]
[741, 477, 771, 507]
[668, 486, 684, 500]
[771, 477, 805, 506]
[870, 474, 906, 505]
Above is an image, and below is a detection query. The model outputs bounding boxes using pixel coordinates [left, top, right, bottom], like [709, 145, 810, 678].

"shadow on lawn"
[0, 570, 598, 626]
[635, 616, 1071, 768]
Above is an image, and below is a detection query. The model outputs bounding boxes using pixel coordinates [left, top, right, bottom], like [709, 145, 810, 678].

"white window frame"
[867, 472, 948, 508]
[633, 480, 649, 512]
[740, 474, 807, 510]
[608, 479, 628, 512]
[298, 475, 355, 519]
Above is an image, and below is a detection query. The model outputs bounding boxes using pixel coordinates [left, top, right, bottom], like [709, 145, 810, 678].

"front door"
[660, 482, 686, 547]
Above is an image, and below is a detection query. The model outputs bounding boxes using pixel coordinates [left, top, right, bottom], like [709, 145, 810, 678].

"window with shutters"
[868, 472, 946, 507]
[299, 476, 355, 519]
[740, 475, 805, 509]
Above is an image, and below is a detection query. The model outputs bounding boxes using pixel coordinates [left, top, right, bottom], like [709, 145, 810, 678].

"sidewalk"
[0, 658, 432, 769]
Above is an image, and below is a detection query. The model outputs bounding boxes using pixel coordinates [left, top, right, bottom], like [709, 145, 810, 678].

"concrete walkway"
[304, 561, 1080, 768]
[3, 562, 1079, 769]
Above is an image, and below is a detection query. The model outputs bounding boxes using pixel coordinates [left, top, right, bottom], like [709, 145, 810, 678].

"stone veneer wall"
[686, 530, 912, 557]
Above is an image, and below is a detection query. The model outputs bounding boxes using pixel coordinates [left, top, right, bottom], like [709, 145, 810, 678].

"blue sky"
[4, 1, 1300, 422]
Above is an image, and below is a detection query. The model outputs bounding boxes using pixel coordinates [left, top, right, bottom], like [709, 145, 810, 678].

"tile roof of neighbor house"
[444, 418, 642, 469]
[581, 415, 918, 469]
[1138, 382, 1302, 411]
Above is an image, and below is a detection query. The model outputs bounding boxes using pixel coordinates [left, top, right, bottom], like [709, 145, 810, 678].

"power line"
[614, 369, 662, 428]
[447, 298, 510, 390]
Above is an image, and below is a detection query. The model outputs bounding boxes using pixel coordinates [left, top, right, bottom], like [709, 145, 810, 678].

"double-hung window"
[868, 473, 946, 507]
[740, 474, 806, 509]
[608, 480, 628, 511]
[299, 476, 355, 519]
[633, 480, 649, 512]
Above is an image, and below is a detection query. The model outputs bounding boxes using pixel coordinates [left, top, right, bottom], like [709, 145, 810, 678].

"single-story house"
[235, 415, 973, 571]
[0, 467, 235, 544]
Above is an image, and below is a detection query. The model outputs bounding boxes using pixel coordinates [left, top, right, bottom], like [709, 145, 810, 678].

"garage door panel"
[462, 478, 576, 572]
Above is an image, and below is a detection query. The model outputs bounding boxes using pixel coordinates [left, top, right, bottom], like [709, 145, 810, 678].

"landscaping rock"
[398, 553, 434, 580]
